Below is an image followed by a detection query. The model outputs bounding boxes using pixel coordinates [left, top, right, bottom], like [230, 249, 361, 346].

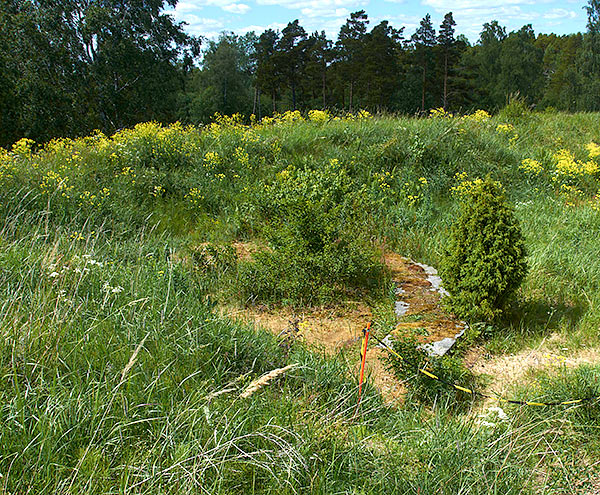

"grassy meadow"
[1, 107, 600, 493]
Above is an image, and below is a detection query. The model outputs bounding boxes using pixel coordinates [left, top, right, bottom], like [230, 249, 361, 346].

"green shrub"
[237, 237, 385, 307]
[497, 94, 531, 121]
[385, 334, 477, 409]
[238, 159, 387, 307]
[440, 176, 527, 322]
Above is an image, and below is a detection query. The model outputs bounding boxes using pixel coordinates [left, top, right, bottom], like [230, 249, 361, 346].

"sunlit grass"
[1, 110, 600, 492]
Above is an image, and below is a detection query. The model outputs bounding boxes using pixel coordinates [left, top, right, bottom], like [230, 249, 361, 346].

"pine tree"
[411, 14, 437, 112]
[577, 0, 600, 110]
[335, 11, 369, 112]
[255, 29, 281, 114]
[472, 21, 507, 107]
[498, 25, 544, 105]
[438, 12, 456, 110]
[275, 20, 308, 110]
[304, 31, 332, 109]
[363, 21, 403, 109]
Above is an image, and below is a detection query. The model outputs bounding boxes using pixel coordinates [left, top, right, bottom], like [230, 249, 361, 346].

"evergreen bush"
[440, 176, 528, 321]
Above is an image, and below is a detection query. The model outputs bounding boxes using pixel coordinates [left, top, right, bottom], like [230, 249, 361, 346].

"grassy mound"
[1, 110, 600, 492]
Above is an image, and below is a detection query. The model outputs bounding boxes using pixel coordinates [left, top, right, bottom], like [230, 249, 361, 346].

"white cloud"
[174, 1, 201, 13]
[256, 0, 367, 20]
[173, 0, 252, 15]
[414, 1, 552, 40]
[235, 21, 288, 34]
[172, 13, 225, 37]
[303, 16, 353, 36]
[544, 8, 577, 20]
[222, 3, 251, 14]
[422, 0, 538, 9]
[300, 6, 350, 18]
[170, 0, 586, 43]
[236, 16, 351, 38]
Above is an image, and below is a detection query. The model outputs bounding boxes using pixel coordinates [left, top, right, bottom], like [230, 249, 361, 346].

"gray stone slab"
[394, 301, 409, 316]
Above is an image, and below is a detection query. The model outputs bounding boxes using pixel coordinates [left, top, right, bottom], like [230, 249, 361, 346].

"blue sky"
[168, 0, 589, 43]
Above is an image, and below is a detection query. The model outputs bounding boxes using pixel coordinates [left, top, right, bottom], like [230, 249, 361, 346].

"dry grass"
[240, 364, 299, 398]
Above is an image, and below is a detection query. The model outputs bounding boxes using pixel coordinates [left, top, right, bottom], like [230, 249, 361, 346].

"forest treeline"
[2, 0, 600, 147]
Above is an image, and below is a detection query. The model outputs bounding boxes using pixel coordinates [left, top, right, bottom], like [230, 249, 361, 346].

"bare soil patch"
[465, 338, 600, 408]
[221, 247, 465, 403]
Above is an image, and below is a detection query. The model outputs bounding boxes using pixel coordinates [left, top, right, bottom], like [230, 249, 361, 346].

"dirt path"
[466, 339, 600, 408]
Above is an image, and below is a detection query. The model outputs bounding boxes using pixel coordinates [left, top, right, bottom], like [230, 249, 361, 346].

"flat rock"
[420, 337, 457, 357]
[394, 301, 410, 316]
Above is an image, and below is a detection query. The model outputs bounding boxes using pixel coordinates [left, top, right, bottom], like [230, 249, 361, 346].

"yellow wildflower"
[586, 142, 600, 160]
[464, 110, 491, 122]
[11, 138, 35, 158]
[308, 109, 329, 124]
[520, 158, 543, 175]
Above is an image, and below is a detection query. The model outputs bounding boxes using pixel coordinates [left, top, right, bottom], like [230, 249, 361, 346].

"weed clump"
[386, 334, 476, 409]
[440, 176, 528, 322]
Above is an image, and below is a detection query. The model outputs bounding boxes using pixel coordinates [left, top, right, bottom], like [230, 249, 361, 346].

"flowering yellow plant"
[203, 151, 221, 170]
[150, 185, 164, 198]
[451, 172, 485, 197]
[40, 171, 74, 198]
[233, 147, 250, 168]
[496, 123, 515, 134]
[464, 109, 491, 122]
[308, 109, 329, 124]
[429, 107, 453, 118]
[11, 138, 35, 158]
[520, 158, 543, 175]
[553, 149, 598, 177]
[586, 142, 600, 160]
[185, 188, 204, 208]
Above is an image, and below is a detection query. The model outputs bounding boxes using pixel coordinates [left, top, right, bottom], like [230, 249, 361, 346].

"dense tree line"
[0, 0, 200, 146]
[2, 0, 600, 146]
[189, 9, 600, 121]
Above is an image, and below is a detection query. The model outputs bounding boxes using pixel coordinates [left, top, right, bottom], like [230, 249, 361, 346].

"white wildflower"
[487, 406, 509, 420]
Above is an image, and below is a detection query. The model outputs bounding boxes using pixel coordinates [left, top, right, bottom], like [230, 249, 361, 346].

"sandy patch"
[466, 337, 600, 407]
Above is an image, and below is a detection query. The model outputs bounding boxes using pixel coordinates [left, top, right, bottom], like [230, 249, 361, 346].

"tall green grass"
[1, 112, 600, 492]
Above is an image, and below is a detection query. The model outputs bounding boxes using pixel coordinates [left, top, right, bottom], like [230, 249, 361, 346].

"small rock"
[420, 337, 456, 357]
[394, 301, 409, 316]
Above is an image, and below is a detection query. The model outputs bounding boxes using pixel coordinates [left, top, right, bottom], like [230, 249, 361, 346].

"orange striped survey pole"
[355, 322, 371, 416]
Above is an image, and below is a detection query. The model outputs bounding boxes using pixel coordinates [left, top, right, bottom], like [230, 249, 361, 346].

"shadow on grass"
[486, 298, 587, 354]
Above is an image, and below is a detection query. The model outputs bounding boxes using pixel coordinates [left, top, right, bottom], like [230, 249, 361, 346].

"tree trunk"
[322, 70, 326, 108]
[272, 89, 276, 114]
[258, 88, 262, 119]
[349, 79, 354, 113]
[253, 85, 259, 115]
[443, 51, 448, 110]
[421, 63, 426, 112]
[291, 79, 297, 110]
